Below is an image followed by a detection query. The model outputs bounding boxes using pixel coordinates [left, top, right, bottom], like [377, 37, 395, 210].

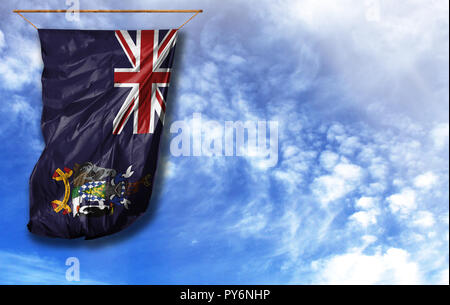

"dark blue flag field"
[28, 29, 178, 239]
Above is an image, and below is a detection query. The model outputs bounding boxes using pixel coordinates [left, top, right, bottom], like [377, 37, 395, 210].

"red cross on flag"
[113, 30, 178, 134]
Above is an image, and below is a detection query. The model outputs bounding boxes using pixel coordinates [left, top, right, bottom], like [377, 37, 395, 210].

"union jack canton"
[113, 30, 177, 134]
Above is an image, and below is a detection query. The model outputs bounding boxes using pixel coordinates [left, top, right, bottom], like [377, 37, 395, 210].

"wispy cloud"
[0, 0, 447, 284]
[0, 250, 109, 284]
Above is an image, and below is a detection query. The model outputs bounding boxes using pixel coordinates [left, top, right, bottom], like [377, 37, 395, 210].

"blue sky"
[0, 0, 448, 284]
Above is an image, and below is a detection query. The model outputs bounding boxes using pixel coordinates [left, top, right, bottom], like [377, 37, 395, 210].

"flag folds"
[28, 29, 177, 239]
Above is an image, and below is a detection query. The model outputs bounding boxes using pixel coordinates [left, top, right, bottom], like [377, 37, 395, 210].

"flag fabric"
[28, 29, 178, 239]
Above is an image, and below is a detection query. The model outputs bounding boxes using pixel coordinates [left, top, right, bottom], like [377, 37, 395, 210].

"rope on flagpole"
[177, 11, 201, 30]
[15, 11, 38, 30]
[13, 9, 203, 30]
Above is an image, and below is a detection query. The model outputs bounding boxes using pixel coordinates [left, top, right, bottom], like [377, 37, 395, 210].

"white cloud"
[339, 136, 361, 155]
[438, 268, 449, 285]
[326, 123, 346, 142]
[163, 160, 176, 179]
[355, 196, 376, 209]
[319, 150, 339, 171]
[274, 145, 317, 193]
[0, 38, 42, 90]
[0, 30, 5, 50]
[313, 175, 349, 204]
[273, 169, 303, 193]
[10, 95, 37, 119]
[312, 162, 363, 205]
[431, 123, 449, 150]
[312, 248, 420, 284]
[414, 172, 438, 189]
[368, 158, 388, 180]
[350, 196, 379, 227]
[387, 189, 417, 215]
[0, 95, 41, 147]
[361, 234, 377, 245]
[268, 0, 449, 126]
[412, 211, 435, 228]
[350, 210, 377, 227]
[333, 163, 363, 180]
[283, 145, 300, 159]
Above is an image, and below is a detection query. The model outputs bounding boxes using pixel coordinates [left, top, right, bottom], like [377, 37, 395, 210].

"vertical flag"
[28, 29, 177, 239]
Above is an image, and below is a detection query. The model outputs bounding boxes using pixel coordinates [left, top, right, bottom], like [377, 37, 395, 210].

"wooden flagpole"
[13, 9, 203, 30]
